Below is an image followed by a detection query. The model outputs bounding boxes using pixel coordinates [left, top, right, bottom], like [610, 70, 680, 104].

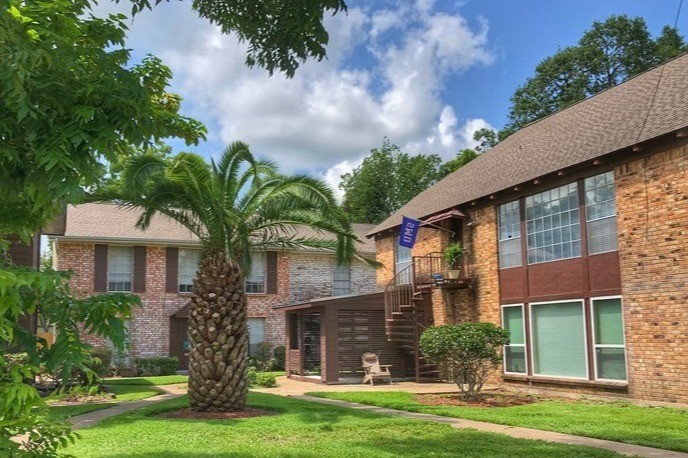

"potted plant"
[444, 242, 467, 279]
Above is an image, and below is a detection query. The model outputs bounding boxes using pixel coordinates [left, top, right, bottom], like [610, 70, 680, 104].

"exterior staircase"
[384, 252, 449, 382]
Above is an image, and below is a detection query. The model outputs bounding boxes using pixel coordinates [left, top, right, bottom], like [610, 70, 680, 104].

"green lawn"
[308, 391, 688, 453]
[106, 383, 163, 402]
[60, 393, 619, 457]
[103, 375, 188, 386]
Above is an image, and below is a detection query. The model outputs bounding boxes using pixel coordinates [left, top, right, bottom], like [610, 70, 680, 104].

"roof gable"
[371, 53, 688, 236]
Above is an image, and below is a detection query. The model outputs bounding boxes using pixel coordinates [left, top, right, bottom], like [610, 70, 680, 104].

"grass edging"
[306, 391, 688, 453]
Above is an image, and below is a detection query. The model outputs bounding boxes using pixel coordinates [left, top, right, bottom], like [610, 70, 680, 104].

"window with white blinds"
[585, 171, 618, 254]
[333, 263, 351, 296]
[178, 249, 200, 293]
[498, 200, 522, 268]
[108, 246, 133, 292]
[246, 252, 267, 294]
[248, 317, 266, 356]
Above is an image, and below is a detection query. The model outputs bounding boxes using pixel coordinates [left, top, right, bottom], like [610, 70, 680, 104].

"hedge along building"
[283, 54, 688, 402]
[50, 203, 377, 370]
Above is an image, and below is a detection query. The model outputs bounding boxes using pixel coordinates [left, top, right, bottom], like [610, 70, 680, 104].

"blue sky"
[94, 0, 685, 199]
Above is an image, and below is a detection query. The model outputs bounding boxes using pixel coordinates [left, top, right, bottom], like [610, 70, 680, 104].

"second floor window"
[333, 263, 351, 296]
[585, 171, 618, 254]
[246, 252, 267, 294]
[108, 246, 133, 292]
[526, 183, 581, 264]
[178, 249, 200, 293]
[498, 200, 522, 268]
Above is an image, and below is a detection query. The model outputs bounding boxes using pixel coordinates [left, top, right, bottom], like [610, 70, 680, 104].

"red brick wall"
[56, 242, 289, 360]
[615, 143, 688, 403]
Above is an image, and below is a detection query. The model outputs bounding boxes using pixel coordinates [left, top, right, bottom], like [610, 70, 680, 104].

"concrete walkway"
[296, 395, 688, 458]
[70, 383, 187, 430]
[251, 376, 458, 396]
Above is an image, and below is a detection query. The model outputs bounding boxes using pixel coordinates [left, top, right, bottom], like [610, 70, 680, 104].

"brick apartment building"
[51, 203, 377, 369]
[281, 54, 688, 404]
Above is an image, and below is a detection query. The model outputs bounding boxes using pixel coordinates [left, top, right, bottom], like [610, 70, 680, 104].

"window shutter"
[266, 251, 278, 294]
[133, 246, 147, 292]
[94, 244, 108, 292]
[165, 247, 179, 293]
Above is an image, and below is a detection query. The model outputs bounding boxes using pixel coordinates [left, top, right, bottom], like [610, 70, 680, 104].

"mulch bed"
[415, 389, 550, 408]
[161, 408, 274, 420]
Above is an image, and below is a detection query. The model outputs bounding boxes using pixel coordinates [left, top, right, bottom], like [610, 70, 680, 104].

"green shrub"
[247, 367, 258, 385]
[254, 373, 277, 388]
[419, 322, 509, 399]
[272, 346, 285, 371]
[249, 342, 275, 371]
[88, 347, 113, 377]
[134, 357, 179, 376]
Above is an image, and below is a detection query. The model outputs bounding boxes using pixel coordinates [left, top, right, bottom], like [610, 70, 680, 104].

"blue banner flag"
[399, 216, 421, 248]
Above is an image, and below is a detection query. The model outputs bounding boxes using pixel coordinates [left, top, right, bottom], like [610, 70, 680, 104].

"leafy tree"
[123, 0, 348, 77]
[0, 265, 140, 456]
[439, 149, 478, 177]
[473, 127, 498, 153]
[419, 322, 510, 399]
[107, 142, 368, 411]
[0, 0, 206, 239]
[341, 140, 443, 224]
[504, 15, 687, 136]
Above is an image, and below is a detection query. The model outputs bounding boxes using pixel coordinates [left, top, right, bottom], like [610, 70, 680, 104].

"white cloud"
[91, 1, 496, 189]
[320, 157, 364, 203]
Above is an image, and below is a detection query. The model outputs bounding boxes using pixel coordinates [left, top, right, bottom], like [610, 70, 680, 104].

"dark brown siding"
[133, 246, 147, 293]
[94, 244, 108, 292]
[169, 317, 189, 370]
[7, 235, 39, 268]
[588, 251, 621, 294]
[337, 310, 408, 377]
[165, 247, 179, 294]
[266, 251, 278, 294]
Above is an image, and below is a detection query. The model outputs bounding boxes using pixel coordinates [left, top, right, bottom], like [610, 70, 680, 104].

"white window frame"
[247, 317, 266, 356]
[333, 263, 351, 296]
[590, 295, 627, 382]
[528, 299, 589, 380]
[525, 183, 582, 265]
[501, 304, 527, 375]
[107, 246, 134, 293]
[585, 171, 618, 255]
[178, 248, 200, 293]
[245, 252, 267, 295]
[498, 200, 522, 269]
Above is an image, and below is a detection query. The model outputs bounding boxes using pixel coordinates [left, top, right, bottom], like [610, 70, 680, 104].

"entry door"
[169, 318, 189, 370]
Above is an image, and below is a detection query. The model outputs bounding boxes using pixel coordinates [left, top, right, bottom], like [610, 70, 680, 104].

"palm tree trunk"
[187, 251, 249, 411]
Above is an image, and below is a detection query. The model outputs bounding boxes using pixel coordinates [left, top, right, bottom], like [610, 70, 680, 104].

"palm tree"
[110, 142, 367, 411]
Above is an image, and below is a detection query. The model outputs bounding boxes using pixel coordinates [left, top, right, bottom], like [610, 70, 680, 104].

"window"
[585, 171, 618, 254]
[526, 183, 581, 264]
[246, 252, 267, 294]
[108, 246, 133, 292]
[178, 249, 200, 293]
[591, 297, 626, 380]
[498, 200, 522, 268]
[247, 317, 266, 356]
[395, 237, 412, 284]
[333, 263, 351, 296]
[502, 305, 526, 374]
[530, 301, 587, 379]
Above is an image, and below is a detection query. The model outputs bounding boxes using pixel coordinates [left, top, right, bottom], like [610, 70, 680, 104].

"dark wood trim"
[503, 374, 628, 390]
[266, 251, 278, 294]
[165, 247, 179, 294]
[133, 246, 147, 293]
[94, 244, 108, 292]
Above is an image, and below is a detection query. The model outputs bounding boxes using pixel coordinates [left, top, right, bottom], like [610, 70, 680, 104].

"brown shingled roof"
[59, 203, 376, 254]
[370, 53, 688, 236]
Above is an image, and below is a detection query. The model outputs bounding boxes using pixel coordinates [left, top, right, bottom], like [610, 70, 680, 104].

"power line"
[675, 0, 684, 29]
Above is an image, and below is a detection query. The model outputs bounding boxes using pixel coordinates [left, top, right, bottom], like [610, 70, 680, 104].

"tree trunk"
[187, 251, 249, 411]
